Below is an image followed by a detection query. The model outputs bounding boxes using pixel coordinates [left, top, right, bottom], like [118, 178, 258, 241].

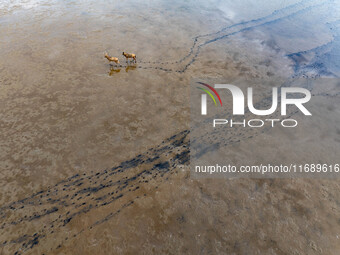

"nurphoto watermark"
[190, 78, 340, 179]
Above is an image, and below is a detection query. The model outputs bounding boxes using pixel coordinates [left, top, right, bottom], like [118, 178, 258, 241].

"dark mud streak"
[0, 81, 334, 254]
[1, 0, 339, 254]
[0, 130, 190, 254]
[286, 19, 340, 77]
[114, 0, 332, 75]
[0, 88, 335, 254]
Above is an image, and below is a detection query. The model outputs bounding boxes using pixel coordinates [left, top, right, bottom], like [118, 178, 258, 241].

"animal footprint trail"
[0, 81, 337, 254]
[0, 131, 189, 254]
[117, 0, 331, 74]
[1, 0, 338, 253]
[1, 73, 336, 253]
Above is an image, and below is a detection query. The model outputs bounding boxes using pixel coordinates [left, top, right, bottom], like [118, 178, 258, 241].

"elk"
[122, 52, 137, 63]
[104, 53, 120, 65]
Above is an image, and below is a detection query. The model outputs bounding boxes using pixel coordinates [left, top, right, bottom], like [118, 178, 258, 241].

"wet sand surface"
[1, 0, 340, 254]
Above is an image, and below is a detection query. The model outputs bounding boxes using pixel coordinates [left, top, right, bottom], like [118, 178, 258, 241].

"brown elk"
[122, 52, 136, 63]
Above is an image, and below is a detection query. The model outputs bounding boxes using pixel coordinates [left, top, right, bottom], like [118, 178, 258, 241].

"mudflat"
[1, 0, 340, 254]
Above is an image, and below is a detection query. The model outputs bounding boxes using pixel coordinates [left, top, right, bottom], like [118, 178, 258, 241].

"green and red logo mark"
[196, 82, 223, 107]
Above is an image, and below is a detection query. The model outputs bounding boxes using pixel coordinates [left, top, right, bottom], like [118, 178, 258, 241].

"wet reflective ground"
[1, 0, 340, 254]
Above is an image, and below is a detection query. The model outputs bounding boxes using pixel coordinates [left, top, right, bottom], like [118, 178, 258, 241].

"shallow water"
[1, 0, 340, 254]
